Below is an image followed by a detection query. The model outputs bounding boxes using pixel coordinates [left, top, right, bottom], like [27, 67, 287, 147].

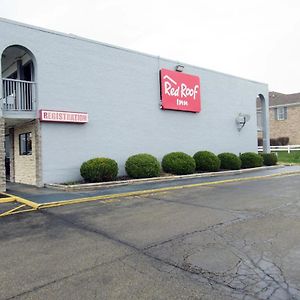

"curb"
[39, 169, 300, 209]
[2, 168, 300, 217]
[45, 165, 283, 191]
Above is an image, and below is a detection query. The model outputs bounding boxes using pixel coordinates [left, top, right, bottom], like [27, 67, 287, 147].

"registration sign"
[39, 109, 88, 123]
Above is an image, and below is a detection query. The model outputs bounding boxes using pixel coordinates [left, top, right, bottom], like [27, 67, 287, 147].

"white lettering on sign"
[40, 110, 88, 123]
[176, 99, 188, 106]
[164, 81, 179, 97]
[164, 79, 199, 100]
[180, 83, 199, 100]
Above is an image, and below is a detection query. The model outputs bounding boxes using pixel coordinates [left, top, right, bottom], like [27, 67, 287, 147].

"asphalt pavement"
[1, 171, 300, 299]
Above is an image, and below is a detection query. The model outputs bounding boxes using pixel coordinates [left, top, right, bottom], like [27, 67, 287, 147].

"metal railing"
[258, 145, 300, 153]
[2, 78, 36, 111]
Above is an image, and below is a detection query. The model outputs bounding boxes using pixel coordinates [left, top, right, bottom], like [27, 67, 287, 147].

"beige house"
[257, 92, 300, 144]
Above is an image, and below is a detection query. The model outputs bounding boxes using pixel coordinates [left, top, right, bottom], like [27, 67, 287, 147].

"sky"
[1, 0, 299, 93]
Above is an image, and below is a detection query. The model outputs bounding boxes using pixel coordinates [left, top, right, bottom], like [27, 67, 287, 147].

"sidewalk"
[5, 165, 300, 205]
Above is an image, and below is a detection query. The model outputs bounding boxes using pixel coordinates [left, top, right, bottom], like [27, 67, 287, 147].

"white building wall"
[0, 18, 269, 184]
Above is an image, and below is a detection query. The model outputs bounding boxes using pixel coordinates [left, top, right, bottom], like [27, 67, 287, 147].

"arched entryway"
[1, 45, 36, 111]
[1, 45, 40, 188]
[257, 94, 270, 153]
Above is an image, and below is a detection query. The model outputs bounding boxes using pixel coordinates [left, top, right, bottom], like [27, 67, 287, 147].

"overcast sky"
[1, 0, 299, 93]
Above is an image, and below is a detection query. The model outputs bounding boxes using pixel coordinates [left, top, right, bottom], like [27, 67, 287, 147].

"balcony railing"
[2, 78, 36, 111]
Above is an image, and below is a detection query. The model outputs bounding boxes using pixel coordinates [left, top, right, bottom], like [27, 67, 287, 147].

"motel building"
[0, 18, 270, 192]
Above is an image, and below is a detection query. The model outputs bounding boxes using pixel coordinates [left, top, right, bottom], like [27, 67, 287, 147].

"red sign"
[39, 110, 88, 123]
[160, 69, 201, 112]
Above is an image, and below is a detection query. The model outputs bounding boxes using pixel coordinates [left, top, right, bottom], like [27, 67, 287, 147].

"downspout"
[262, 94, 270, 153]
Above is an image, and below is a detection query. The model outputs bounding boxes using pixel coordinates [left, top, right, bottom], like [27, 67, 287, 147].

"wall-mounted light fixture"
[236, 113, 250, 131]
[175, 65, 184, 72]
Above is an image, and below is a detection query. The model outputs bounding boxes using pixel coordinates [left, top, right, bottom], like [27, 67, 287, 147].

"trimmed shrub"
[193, 151, 220, 172]
[277, 137, 289, 146]
[125, 153, 160, 179]
[261, 153, 278, 166]
[240, 152, 263, 168]
[218, 153, 241, 170]
[80, 157, 118, 182]
[162, 152, 196, 175]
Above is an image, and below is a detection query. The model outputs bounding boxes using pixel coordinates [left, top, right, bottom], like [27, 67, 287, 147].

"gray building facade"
[0, 18, 270, 190]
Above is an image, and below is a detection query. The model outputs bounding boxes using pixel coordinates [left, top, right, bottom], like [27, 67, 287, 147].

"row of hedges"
[80, 151, 278, 183]
[258, 137, 289, 146]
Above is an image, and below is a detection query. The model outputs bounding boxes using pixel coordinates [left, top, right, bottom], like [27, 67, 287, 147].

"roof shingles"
[257, 92, 300, 108]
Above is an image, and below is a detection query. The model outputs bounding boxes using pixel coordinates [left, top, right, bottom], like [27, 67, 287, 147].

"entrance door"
[4, 134, 10, 180]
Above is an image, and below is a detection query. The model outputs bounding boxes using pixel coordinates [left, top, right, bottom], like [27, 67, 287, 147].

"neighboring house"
[0, 18, 269, 191]
[257, 92, 300, 144]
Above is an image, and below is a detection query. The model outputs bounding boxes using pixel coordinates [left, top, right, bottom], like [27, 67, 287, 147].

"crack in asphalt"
[2, 209, 243, 300]
[4, 195, 300, 300]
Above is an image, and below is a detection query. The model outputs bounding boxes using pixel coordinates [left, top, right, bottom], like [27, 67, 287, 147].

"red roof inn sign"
[40, 110, 88, 123]
[160, 69, 201, 113]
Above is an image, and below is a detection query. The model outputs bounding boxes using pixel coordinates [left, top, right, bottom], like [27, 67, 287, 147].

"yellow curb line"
[15, 197, 40, 209]
[2, 192, 39, 209]
[38, 170, 300, 209]
[1, 170, 300, 216]
[0, 197, 15, 203]
[0, 193, 39, 218]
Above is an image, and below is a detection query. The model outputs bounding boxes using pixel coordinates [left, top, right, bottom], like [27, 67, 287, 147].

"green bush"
[193, 151, 220, 172]
[218, 153, 241, 170]
[80, 157, 118, 182]
[261, 153, 278, 166]
[240, 152, 263, 168]
[162, 152, 196, 175]
[125, 153, 160, 179]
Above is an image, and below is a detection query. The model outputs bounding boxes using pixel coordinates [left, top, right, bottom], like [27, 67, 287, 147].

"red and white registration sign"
[160, 69, 201, 113]
[39, 110, 88, 123]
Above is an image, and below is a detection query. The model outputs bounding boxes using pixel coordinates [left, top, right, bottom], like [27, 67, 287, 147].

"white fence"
[258, 145, 300, 154]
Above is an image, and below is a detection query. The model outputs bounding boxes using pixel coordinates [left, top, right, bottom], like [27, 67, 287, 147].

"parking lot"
[1, 172, 300, 299]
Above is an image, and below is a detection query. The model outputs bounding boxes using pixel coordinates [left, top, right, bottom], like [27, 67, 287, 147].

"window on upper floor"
[275, 106, 287, 121]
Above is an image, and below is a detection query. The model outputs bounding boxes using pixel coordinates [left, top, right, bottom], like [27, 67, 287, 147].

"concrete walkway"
[6, 165, 300, 205]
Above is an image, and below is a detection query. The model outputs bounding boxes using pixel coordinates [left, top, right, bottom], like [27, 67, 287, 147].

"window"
[276, 106, 287, 120]
[19, 132, 32, 155]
